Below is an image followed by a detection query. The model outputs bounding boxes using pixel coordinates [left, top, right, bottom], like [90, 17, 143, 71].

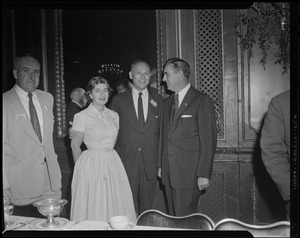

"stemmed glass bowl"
[3, 200, 14, 229]
[33, 198, 68, 229]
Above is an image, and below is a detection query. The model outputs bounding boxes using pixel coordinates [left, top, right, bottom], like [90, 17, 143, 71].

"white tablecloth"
[5, 215, 190, 231]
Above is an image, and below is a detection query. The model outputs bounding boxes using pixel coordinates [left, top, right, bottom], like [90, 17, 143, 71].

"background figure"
[66, 87, 87, 129]
[65, 87, 87, 159]
[149, 68, 158, 92]
[115, 79, 130, 94]
[70, 76, 136, 223]
[260, 89, 290, 220]
[158, 58, 217, 216]
[110, 60, 164, 215]
[3, 55, 62, 217]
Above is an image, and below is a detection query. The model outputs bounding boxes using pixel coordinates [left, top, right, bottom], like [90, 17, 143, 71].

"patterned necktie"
[173, 93, 179, 118]
[28, 92, 42, 143]
[138, 92, 145, 127]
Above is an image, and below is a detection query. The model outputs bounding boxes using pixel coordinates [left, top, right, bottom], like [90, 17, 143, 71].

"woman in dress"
[70, 76, 136, 223]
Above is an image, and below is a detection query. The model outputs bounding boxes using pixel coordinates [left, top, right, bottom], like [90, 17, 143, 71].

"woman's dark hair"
[85, 76, 112, 103]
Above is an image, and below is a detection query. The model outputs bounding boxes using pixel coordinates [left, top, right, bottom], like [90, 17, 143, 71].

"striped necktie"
[173, 93, 179, 118]
[28, 92, 42, 143]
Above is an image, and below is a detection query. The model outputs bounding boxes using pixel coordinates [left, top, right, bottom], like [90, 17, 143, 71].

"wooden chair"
[213, 218, 290, 237]
[136, 209, 214, 230]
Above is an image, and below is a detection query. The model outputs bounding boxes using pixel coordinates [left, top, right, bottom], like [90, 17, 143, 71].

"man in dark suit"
[158, 58, 217, 216]
[66, 87, 86, 129]
[260, 89, 290, 220]
[110, 59, 163, 215]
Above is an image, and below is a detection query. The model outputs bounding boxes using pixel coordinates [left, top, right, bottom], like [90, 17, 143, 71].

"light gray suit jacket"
[260, 90, 290, 201]
[3, 87, 62, 202]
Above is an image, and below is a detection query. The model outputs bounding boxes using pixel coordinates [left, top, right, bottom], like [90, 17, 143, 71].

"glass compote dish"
[33, 198, 68, 229]
[3, 196, 14, 230]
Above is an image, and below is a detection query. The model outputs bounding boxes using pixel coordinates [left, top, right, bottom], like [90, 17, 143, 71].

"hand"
[68, 124, 78, 139]
[3, 188, 15, 205]
[158, 168, 161, 178]
[197, 177, 210, 191]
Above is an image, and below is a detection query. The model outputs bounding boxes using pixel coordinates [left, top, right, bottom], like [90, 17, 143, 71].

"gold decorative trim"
[156, 10, 166, 97]
[53, 9, 66, 138]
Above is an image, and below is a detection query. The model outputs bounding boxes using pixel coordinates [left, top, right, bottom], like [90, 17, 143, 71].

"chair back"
[213, 218, 290, 237]
[136, 209, 214, 230]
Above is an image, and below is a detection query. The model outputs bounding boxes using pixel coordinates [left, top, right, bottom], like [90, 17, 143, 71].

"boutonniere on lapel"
[45, 104, 49, 110]
[15, 113, 26, 120]
[150, 99, 157, 107]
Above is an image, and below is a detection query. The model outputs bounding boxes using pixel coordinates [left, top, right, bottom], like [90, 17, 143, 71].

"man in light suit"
[260, 89, 290, 220]
[110, 59, 163, 215]
[158, 58, 217, 216]
[3, 55, 62, 217]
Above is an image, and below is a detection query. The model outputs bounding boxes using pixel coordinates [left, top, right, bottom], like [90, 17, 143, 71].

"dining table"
[4, 215, 192, 231]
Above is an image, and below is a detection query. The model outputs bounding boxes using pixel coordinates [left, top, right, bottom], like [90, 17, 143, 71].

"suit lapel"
[9, 89, 41, 144]
[173, 86, 196, 121]
[36, 90, 48, 142]
[144, 90, 157, 130]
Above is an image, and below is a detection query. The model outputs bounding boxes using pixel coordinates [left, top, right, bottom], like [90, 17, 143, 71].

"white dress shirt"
[14, 84, 44, 143]
[177, 83, 191, 108]
[132, 87, 148, 121]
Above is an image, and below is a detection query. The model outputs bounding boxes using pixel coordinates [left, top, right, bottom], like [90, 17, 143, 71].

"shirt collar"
[132, 87, 148, 99]
[89, 103, 107, 115]
[14, 84, 37, 99]
[177, 83, 191, 100]
[71, 100, 82, 108]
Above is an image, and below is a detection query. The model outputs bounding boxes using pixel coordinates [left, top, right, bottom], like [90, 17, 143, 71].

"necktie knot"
[28, 92, 33, 99]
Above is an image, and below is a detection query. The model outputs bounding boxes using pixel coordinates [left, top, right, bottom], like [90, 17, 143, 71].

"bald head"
[70, 88, 86, 107]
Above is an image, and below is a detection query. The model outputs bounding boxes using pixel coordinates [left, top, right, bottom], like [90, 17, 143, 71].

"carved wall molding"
[53, 9, 66, 138]
[156, 10, 166, 96]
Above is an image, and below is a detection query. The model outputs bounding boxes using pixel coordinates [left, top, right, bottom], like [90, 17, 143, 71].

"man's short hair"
[164, 58, 190, 79]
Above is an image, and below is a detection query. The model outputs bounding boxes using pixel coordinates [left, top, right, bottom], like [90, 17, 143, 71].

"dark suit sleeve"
[66, 103, 81, 129]
[196, 95, 217, 179]
[260, 96, 290, 201]
[109, 96, 118, 113]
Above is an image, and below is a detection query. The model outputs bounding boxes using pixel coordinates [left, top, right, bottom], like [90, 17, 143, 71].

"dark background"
[63, 9, 157, 103]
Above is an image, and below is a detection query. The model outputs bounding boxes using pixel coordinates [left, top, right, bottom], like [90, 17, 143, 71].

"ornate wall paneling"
[52, 9, 67, 139]
[161, 9, 241, 223]
[237, 9, 290, 148]
[193, 9, 241, 223]
[236, 8, 290, 224]
[155, 10, 166, 96]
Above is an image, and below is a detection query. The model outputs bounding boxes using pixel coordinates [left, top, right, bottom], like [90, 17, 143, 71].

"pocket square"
[150, 99, 157, 107]
[181, 115, 192, 118]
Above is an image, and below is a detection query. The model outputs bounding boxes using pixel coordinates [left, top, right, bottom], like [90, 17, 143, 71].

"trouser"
[129, 158, 157, 216]
[164, 184, 201, 217]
